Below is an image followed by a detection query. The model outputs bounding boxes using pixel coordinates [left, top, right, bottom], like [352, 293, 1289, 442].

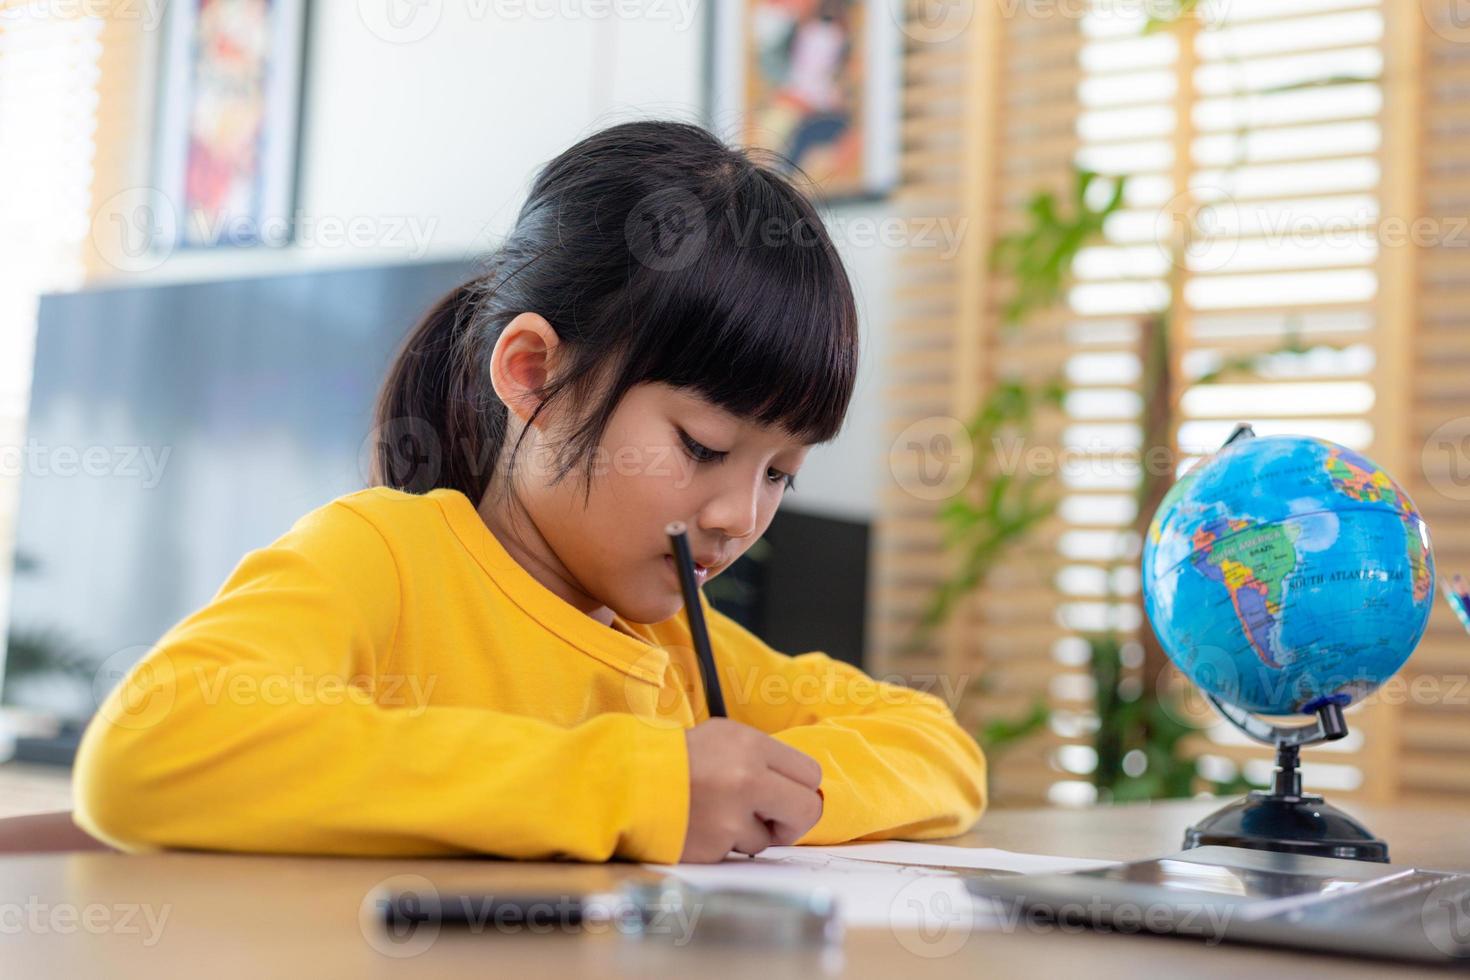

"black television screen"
[1, 259, 472, 741]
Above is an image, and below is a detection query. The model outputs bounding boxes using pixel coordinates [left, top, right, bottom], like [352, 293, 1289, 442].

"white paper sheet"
[644, 862, 977, 929]
[642, 843, 1118, 929]
[758, 841, 1119, 875]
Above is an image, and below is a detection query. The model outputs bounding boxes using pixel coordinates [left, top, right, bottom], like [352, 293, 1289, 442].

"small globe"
[1142, 434, 1435, 716]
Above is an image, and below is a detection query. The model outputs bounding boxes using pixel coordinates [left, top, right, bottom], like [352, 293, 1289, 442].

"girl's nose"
[698, 473, 763, 542]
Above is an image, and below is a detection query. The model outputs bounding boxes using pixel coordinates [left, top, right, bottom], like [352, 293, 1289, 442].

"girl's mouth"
[664, 554, 710, 587]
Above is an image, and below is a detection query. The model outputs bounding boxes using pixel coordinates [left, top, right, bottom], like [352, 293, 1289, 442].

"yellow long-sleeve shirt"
[72, 487, 986, 862]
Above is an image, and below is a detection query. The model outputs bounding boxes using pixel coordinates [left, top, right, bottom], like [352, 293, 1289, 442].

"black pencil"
[666, 520, 727, 718]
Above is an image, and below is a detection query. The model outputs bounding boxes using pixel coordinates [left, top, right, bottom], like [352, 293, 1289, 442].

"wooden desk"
[0, 761, 71, 818]
[2, 798, 1465, 978]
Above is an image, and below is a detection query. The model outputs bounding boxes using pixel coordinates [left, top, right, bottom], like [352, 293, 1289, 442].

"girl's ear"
[490, 312, 563, 427]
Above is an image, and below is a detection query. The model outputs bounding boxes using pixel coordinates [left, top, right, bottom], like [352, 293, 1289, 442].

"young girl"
[72, 120, 986, 864]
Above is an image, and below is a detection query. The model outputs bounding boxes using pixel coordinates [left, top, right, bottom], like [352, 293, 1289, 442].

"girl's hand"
[678, 717, 824, 863]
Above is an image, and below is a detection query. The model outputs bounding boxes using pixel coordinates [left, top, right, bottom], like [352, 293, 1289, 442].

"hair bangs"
[622, 178, 859, 446]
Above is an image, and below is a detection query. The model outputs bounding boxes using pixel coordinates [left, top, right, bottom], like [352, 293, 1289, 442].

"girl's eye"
[679, 429, 796, 492]
[768, 468, 797, 492]
[678, 430, 726, 464]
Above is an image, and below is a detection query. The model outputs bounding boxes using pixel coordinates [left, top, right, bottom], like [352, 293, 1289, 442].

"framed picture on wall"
[154, 0, 309, 248]
[706, 0, 901, 204]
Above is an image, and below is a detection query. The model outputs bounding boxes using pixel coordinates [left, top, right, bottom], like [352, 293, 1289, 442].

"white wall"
[798, 199, 896, 524]
[110, 0, 893, 523]
[298, 2, 706, 253]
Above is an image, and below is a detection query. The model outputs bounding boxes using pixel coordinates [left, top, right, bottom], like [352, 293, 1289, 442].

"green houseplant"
[908, 168, 1126, 771]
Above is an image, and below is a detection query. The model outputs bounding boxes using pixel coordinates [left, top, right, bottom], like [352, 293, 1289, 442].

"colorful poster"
[156, 0, 306, 248]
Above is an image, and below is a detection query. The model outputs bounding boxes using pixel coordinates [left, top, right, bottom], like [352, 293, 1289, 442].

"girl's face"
[481, 314, 813, 627]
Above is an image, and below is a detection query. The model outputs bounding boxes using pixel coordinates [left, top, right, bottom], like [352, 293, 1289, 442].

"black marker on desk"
[375, 879, 841, 946]
[666, 520, 726, 718]
[381, 890, 624, 931]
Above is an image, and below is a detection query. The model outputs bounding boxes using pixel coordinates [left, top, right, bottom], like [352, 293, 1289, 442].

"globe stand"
[1183, 697, 1390, 862]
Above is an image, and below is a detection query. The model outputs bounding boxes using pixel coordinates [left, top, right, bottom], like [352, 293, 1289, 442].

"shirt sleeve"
[71, 500, 690, 863]
[704, 604, 987, 845]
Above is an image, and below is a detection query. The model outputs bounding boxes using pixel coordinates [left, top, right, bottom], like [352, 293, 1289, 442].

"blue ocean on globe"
[1142, 435, 1435, 716]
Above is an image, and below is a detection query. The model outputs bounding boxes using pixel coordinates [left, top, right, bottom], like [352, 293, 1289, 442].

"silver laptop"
[965, 845, 1470, 964]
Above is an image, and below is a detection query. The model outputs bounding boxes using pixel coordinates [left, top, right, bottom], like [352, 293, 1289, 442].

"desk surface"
[0, 762, 72, 818]
[3, 798, 1467, 978]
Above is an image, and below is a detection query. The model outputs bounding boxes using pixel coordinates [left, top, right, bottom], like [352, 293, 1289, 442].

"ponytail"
[370, 280, 507, 503]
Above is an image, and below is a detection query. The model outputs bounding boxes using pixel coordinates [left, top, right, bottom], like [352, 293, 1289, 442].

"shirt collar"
[430, 487, 680, 686]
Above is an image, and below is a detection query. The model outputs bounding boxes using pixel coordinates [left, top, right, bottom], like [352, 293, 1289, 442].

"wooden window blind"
[875, 0, 1467, 808]
[1394, 1, 1470, 805]
[0, 4, 106, 624]
[0, 1, 145, 639]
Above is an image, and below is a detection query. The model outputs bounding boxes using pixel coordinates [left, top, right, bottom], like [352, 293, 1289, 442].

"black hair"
[371, 119, 860, 509]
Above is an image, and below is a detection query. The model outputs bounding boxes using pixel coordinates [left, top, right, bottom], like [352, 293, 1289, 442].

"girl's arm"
[72, 502, 689, 862]
[704, 608, 988, 845]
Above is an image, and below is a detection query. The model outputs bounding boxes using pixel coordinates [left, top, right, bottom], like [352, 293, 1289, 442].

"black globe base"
[1182, 717, 1389, 863]
[1183, 791, 1389, 863]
